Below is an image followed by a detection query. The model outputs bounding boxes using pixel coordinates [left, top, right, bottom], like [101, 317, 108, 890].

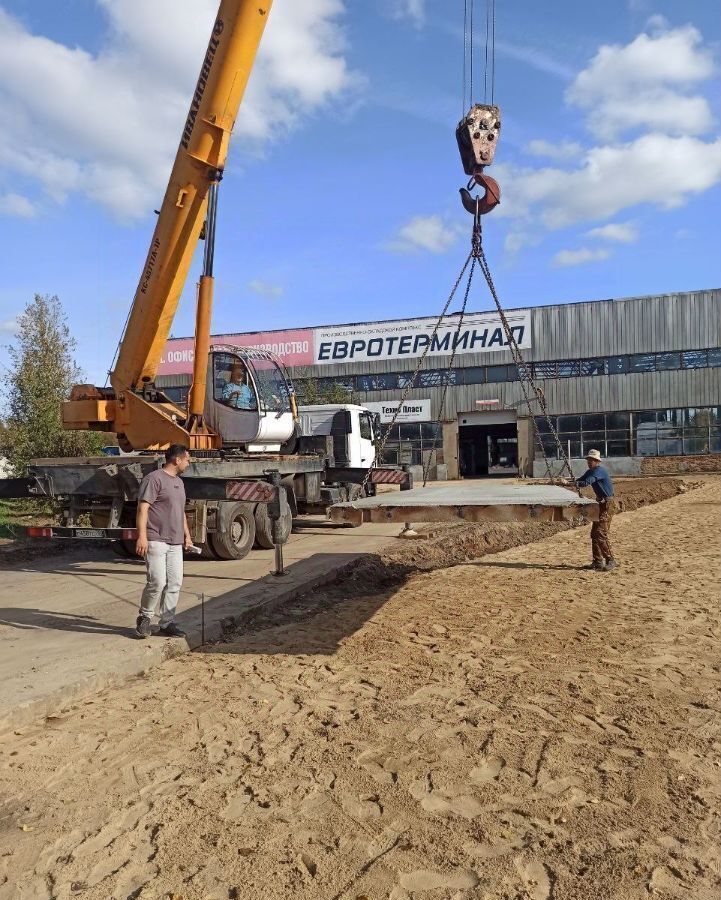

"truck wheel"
[210, 502, 256, 560]
[254, 503, 292, 550]
[199, 541, 219, 559]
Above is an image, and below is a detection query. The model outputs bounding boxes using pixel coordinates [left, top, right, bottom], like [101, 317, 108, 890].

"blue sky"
[0, 0, 719, 385]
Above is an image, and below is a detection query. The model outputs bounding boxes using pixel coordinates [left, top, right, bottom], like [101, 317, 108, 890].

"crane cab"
[204, 346, 297, 452]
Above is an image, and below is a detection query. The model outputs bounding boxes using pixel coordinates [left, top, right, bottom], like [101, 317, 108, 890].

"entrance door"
[458, 411, 519, 478]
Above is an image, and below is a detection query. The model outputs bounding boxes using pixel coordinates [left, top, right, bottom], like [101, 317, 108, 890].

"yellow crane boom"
[63, 0, 272, 450]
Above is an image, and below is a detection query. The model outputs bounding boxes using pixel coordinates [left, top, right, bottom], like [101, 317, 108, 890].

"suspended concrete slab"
[329, 482, 598, 526]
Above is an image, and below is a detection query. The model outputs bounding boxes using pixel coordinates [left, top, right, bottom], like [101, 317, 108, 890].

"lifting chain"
[471, 208, 578, 488]
[421, 258, 477, 486]
[363, 251, 474, 490]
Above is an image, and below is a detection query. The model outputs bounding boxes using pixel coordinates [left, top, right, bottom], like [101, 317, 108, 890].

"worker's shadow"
[0, 607, 136, 637]
[469, 560, 584, 571]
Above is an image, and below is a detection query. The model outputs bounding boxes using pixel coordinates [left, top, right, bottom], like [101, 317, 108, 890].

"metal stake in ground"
[266, 469, 288, 577]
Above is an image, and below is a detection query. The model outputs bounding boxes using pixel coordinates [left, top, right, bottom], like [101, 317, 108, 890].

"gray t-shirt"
[138, 469, 186, 545]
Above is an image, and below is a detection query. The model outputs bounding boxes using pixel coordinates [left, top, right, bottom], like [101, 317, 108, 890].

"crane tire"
[209, 502, 256, 560]
[199, 541, 219, 559]
[254, 503, 292, 550]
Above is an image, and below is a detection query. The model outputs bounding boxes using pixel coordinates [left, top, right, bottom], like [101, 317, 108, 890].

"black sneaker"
[585, 561, 606, 571]
[604, 559, 618, 571]
[135, 615, 151, 639]
[157, 622, 186, 638]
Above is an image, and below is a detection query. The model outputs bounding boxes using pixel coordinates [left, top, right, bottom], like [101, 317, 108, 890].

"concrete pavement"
[0, 518, 405, 733]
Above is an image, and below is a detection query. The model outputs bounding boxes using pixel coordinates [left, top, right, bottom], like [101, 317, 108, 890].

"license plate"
[75, 528, 105, 538]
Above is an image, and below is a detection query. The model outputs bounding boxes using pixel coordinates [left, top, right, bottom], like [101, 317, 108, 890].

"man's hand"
[184, 533, 193, 550]
[136, 535, 149, 557]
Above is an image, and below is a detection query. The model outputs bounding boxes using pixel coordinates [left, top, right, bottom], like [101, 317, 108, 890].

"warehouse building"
[156, 288, 721, 478]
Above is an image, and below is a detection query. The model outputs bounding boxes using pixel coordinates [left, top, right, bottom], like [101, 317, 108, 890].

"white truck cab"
[298, 404, 379, 469]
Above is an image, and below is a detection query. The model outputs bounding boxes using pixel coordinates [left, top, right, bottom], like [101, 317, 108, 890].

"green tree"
[292, 369, 356, 406]
[1, 294, 105, 472]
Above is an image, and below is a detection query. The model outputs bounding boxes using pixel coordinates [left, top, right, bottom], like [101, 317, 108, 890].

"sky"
[0, 0, 719, 385]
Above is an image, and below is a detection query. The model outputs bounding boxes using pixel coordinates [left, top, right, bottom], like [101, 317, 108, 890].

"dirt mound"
[295, 477, 700, 605]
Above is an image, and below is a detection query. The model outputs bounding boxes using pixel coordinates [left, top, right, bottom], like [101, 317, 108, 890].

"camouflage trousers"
[591, 498, 615, 562]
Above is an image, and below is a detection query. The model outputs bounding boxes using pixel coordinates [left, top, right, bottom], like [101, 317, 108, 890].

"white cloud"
[0, 192, 36, 218]
[552, 247, 611, 268]
[494, 22, 721, 261]
[566, 25, 715, 139]
[504, 231, 542, 254]
[526, 139, 583, 161]
[585, 221, 638, 243]
[386, 215, 461, 254]
[0, 1, 358, 221]
[247, 279, 284, 299]
[0, 317, 19, 334]
[497, 134, 721, 230]
[389, 1, 426, 28]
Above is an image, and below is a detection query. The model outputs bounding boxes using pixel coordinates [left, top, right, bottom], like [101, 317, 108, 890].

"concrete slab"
[330, 481, 597, 525]
[0, 518, 404, 734]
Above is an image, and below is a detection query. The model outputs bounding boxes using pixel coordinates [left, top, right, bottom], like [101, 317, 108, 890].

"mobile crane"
[1, 0, 411, 560]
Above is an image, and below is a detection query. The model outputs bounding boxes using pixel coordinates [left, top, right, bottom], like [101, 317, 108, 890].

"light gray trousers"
[139, 542, 183, 626]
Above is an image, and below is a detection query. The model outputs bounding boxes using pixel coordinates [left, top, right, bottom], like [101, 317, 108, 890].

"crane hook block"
[456, 104, 501, 176]
[460, 174, 501, 216]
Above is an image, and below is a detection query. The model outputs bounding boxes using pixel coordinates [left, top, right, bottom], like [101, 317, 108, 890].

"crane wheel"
[254, 502, 292, 550]
[209, 501, 256, 560]
[199, 541, 219, 559]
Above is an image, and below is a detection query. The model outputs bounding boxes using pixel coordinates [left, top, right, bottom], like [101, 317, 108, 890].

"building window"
[355, 373, 396, 391]
[535, 407, 719, 460]
[656, 352, 681, 371]
[631, 353, 656, 372]
[396, 372, 417, 389]
[463, 367, 486, 385]
[606, 430, 631, 456]
[379, 421, 444, 468]
[533, 361, 557, 379]
[580, 359, 606, 376]
[291, 345, 721, 401]
[682, 349, 707, 368]
[485, 365, 507, 383]
[607, 356, 629, 374]
[557, 360, 581, 378]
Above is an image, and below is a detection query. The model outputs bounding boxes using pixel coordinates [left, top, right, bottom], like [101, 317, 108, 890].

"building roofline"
[165, 287, 720, 343]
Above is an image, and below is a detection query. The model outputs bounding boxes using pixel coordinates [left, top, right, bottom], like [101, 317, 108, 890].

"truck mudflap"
[26, 526, 138, 541]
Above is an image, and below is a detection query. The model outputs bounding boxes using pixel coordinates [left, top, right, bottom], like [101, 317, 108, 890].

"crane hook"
[459, 171, 501, 216]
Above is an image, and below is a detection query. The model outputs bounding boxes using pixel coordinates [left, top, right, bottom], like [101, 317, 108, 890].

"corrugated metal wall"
[157, 289, 721, 419]
[348, 369, 721, 420]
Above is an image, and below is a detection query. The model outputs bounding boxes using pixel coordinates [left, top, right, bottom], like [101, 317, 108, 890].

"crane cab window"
[214, 354, 257, 410]
[250, 358, 292, 413]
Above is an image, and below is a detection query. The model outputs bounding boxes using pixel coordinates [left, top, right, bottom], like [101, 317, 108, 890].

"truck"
[0, 0, 411, 561]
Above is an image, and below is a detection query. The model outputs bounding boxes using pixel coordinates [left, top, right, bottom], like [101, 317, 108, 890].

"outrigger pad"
[456, 104, 501, 175]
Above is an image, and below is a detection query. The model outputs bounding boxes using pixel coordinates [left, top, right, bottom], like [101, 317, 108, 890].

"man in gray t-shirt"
[135, 445, 192, 639]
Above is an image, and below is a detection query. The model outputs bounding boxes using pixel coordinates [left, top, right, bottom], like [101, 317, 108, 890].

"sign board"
[158, 329, 314, 375]
[365, 399, 432, 424]
[313, 310, 531, 366]
[156, 309, 531, 375]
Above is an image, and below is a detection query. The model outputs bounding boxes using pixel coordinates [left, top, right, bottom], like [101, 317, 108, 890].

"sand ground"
[0, 479, 719, 900]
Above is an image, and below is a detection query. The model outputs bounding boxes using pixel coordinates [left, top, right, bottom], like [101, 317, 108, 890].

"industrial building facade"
[156, 288, 721, 478]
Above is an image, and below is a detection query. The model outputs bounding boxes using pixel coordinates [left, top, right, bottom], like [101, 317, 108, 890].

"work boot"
[585, 561, 606, 571]
[135, 615, 151, 639]
[157, 622, 186, 638]
[604, 559, 618, 571]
